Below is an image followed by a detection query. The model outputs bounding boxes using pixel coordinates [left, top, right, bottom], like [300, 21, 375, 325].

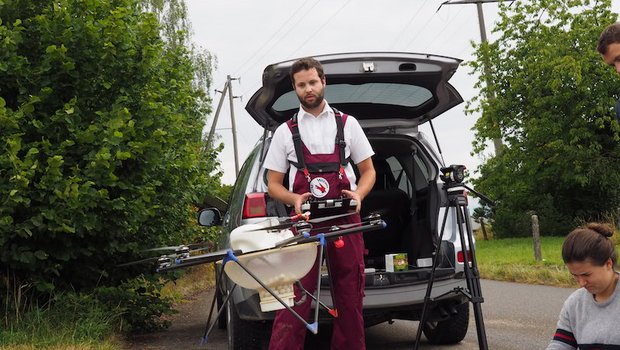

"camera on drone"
[440, 164, 467, 184]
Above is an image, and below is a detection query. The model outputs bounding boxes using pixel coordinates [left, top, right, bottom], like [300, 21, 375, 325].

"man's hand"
[267, 170, 313, 214]
[341, 189, 361, 213]
[293, 192, 312, 214]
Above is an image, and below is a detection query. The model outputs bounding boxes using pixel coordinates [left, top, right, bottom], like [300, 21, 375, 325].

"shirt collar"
[297, 101, 333, 121]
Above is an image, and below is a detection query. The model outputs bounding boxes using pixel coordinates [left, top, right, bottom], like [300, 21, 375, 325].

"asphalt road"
[125, 279, 575, 350]
[362, 279, 575, 350]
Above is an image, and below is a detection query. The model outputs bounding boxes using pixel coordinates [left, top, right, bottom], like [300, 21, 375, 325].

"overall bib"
[269, 111, 366, 350]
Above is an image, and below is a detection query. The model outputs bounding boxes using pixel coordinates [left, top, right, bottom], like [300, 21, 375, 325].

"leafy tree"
[467, 0, 620, 237]
[139, 0, 217, 91]
[0, 0, 220, 304]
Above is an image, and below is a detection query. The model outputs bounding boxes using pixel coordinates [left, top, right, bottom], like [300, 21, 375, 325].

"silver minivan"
[210, 52, 474, 349]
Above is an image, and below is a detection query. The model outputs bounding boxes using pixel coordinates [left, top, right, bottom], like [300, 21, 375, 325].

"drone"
[121, 211, 384, 271]
[120, 210, 386, 344]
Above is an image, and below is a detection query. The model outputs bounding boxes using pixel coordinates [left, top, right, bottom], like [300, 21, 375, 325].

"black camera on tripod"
[440, 164, 467, 184]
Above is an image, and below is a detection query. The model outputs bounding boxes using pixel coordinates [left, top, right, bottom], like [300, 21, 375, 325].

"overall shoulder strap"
[333, 109, 349, 168]
[287, 113, 307, 173]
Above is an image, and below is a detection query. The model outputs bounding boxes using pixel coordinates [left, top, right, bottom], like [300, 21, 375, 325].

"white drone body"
[224, 219, 318, 312]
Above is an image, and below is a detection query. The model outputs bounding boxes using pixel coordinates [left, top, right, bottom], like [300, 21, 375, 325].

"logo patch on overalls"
[310, 177, 330, 198]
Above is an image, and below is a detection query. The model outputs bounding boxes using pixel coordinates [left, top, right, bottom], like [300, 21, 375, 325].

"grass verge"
[0, 264, 216, 350]
[161, 264, 216, 302]
[0, 292, 121, 350]
[475, 236, 576, 287]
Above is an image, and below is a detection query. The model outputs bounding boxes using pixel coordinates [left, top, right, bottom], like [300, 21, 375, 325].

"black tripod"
[414, 166, 491, 350]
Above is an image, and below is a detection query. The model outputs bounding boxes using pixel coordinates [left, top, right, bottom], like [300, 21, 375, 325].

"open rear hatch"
[245, 52, 463, 131]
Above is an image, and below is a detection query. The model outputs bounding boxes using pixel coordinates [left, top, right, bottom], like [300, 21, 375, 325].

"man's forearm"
[355, 171, 375, 201]
[268, 182, 296, 207]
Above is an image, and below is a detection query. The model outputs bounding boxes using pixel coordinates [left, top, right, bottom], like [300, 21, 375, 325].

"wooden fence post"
[480, 218, 489, 240]
[531, 214, 541, 262]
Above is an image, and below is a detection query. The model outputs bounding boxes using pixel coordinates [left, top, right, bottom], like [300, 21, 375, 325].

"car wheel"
[422, 302, 469, 344]
[226, 299, 270, 350]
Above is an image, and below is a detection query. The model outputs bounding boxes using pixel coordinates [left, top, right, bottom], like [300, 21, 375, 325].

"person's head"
[562, 223, 617, 294]
[290, 57, 326, 113]
[598, 22, 620, 73]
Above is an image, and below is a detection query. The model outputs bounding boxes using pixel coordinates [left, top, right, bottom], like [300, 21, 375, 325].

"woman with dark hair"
[546, 223, 620, 349]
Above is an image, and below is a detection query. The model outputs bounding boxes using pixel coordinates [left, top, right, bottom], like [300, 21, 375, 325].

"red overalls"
[268, 111, 366, 350]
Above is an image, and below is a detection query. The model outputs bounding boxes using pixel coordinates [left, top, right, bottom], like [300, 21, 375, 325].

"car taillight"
[242, 192, 267, 218]
[457, 250, 472, 264]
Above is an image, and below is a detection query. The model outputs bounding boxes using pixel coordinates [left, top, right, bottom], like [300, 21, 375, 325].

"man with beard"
[263, 57, 375, 350]
[598, 22, 620, 122]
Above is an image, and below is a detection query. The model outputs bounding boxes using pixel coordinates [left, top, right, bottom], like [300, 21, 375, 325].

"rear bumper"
[231, 275, 468, 322]
[360, 277, 467, 309]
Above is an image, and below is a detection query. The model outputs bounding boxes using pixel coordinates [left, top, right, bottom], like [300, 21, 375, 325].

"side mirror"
[198, 208, 222, 227]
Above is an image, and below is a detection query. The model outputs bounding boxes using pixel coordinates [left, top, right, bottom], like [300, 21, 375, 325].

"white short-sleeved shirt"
[263, 101, 374, 191]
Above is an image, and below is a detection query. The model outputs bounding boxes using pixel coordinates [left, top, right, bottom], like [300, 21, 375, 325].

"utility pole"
[206, 75, 241, 176]
[206, 81, 228, 150]
[440, 0, 512, 155]
[227, 75, 241, 176]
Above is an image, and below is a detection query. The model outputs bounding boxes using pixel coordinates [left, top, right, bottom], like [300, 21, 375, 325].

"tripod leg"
[414, 205, 451, 350]
[201, 263, 228, 343]
[455, 202, 489, 349]
[202, 283, 237, 344]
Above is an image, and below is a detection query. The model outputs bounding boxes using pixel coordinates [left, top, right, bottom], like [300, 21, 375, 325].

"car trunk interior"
[356, 135, 448, 286]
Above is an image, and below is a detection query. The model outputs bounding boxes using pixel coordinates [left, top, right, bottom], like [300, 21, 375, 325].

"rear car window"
[272, 83, 433, 112]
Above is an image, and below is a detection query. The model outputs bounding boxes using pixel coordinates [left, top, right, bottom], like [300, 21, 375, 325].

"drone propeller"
[310, 213, 383, 232]
[119, 244, 212, 268]
[117, 254, 176, 267]
[273, 213, 385, 248]
[144, 245, 189, 253]
[143, 243, 210, 252]
[249, 211, 357, 232]
[156, 248, 239, 272]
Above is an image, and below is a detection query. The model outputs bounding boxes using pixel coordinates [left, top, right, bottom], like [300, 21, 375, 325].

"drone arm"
[274, 219, 386, 248]
[156, 249, 242, 272]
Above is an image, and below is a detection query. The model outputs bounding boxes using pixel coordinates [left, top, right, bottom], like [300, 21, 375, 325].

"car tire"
[422, 302, 469, 344]
[226, 299, 270, 350]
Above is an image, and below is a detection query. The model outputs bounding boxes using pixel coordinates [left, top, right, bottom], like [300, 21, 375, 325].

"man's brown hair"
[290, 57, 325, 85]
[597, 22, 620, 54]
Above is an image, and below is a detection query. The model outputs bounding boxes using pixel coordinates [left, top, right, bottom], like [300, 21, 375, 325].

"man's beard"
[298, 91, 325, 110]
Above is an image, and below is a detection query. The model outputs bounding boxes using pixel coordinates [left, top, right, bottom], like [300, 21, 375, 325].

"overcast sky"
[185, 0, 620, 185]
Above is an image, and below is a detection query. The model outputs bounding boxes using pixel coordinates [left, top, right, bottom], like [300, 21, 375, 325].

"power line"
[422, 6, 466, 52]
[238, 0, 355, 100]
[233, 0, 322, 80]
[403, 6, 440, 50]
[388, 2, 430, 50]
[438, 2, 511, 156]
[287, 0, 355, 58]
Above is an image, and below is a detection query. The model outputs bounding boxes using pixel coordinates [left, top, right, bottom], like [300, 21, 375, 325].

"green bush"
[94, 276, 175, 333]
[0, 0, 221, 331]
